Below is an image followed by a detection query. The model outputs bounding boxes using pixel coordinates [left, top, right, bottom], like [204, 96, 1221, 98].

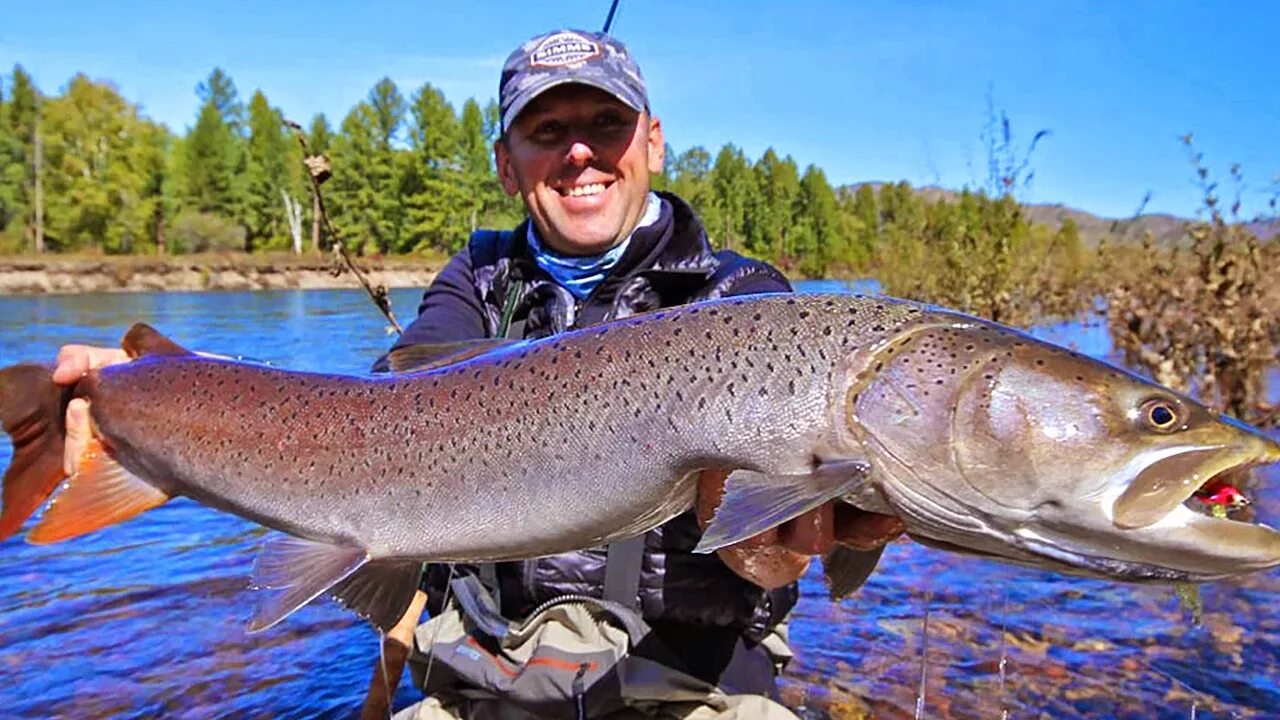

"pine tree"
[329, 78, 406, 255]
[244, 90, 295, 250]
[180, 69, 246, 226]
[0, 74, 17, 243]
[458, 98, 492, 234]
[747, 148, 800, 262]
[197, 68, 244, 134]
[1, 66, 38, 248]
[403, 82, 464, 253]
[794, 164, 841, 277]
[845, 183, 879, 255]
[709, 144, 752, 250]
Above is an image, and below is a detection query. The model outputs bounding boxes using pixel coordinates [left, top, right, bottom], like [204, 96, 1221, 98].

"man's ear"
[647, 116, 665, 175]
[494, 138, 519, 196]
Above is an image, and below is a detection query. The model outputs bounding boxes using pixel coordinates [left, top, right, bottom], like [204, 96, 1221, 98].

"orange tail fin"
[0, 363, 73, 541]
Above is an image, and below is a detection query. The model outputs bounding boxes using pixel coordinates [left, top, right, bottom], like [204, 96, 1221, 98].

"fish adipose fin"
[28, 437, 171, 544]
[122, 323, 193, 359]
[331, 559, 424, 633]
[248, 534, 368, 633]
[823, 544, 885, 600]
[694, 459, 871, 554]
[0, 363, 75, 542]
[386, 338, 517, 374]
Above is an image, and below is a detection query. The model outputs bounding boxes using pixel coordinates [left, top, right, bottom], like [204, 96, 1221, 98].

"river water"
[0, 283, 1276, 719]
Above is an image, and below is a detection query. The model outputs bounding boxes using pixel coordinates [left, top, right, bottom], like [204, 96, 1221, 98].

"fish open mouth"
[1113, 445, 1273, 530]
[1187, 462, 1256, 522]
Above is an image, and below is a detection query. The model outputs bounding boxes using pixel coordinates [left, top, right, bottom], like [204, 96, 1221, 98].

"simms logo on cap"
[529, 32, 601, 67]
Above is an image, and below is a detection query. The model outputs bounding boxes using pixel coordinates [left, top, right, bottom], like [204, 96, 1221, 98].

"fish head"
[844, 320, 1280, 582]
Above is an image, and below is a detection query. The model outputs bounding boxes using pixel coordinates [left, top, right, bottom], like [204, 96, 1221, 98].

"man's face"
[496, 84, 665, 256]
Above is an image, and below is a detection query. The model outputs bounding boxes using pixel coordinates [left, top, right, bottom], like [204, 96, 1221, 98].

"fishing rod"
[602, 0, 621, 33]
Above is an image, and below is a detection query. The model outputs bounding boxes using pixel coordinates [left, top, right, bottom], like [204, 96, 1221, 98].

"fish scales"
[82, 294, 925, 561]
[5, 291, 1280, 633]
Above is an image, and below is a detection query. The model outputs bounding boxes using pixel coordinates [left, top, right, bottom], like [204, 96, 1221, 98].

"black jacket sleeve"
[371, 250, 489, 372]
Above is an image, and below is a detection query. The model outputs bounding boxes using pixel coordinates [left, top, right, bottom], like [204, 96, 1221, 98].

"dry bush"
[1102, 141, 1278, 427]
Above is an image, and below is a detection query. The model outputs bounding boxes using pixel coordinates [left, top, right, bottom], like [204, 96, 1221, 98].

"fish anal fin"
[331, 559, 424, 632]
[0, 363, 72, 542]
[823, 544, 885, 600]
[694, 459, 870, 554]
[28, 438, 170, 544]
[386, 339, 516, 374]
[122, 323, 192, 359]
[248, 534, 367, 633]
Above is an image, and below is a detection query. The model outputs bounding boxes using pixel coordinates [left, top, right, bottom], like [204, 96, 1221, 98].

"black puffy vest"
[424, 192, 798, 639]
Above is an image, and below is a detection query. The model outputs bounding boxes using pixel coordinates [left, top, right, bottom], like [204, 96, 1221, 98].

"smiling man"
[355, 29, 900, 720]
[45, 27, 896, 720]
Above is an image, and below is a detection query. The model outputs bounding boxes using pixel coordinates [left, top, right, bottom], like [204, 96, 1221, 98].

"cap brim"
[502, 77, 647, 132]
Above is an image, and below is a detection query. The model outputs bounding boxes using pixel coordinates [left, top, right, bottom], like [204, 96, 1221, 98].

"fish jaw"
[901, 447, 1280, 582]
[956, 415, 1280, 582]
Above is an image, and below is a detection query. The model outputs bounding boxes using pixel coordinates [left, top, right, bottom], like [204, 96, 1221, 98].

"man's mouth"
[557, 181, 611, 198]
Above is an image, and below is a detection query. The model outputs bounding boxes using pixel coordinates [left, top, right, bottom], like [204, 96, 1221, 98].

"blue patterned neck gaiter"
[527, 192, 663, 300]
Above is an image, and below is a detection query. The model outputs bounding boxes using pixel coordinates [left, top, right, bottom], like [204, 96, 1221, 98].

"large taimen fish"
[1, 293, 1277, 633]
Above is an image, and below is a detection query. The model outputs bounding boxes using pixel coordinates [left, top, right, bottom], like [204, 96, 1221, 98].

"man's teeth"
[564, 183, 606, 197]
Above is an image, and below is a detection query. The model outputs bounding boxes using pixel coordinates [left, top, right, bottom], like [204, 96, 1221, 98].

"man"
[52, 29, 902, 720]
[354, 30, 902, 720]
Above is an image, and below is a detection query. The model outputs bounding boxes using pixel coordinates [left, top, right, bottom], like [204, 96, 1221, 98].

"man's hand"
[696, 469, 905, 589]
[52, 345, 130, 475]
[360, 589, 428, 720]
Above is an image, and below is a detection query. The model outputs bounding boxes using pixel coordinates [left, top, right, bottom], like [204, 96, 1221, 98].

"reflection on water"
[0, 284, 1277, 719]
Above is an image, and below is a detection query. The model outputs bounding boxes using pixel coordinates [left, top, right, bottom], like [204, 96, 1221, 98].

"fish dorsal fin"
[330, 559, 424, 632]
[694, 459, 870, 554]
[823, 544, 885, 600]
[386, 339, 516, 374]
[248, 534, 368, 633]
[122, 323, 192, 359]
[28, 438, 171, 544]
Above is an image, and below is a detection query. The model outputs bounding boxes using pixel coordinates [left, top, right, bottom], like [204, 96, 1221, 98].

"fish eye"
[1139, 398, 1182, 432]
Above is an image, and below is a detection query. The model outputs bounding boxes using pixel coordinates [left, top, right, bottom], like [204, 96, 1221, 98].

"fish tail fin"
[0, 363, 73, 542]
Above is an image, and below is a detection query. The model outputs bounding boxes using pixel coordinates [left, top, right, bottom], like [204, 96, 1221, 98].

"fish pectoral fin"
[121, 323, 193, 358]
[330, 559, 424, 633]
[386, 338, 518, 374]
[248, 534, 368, 634]
[694, 459, 871, 554]
[823, 544, 885, 601]
[28, 438, 171, 544]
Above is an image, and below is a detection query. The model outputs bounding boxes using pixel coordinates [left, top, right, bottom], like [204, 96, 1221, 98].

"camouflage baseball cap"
[499, 29, 649, 133]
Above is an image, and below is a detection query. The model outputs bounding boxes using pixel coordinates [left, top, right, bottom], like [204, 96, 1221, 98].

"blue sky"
[3, 1, 1277, 220]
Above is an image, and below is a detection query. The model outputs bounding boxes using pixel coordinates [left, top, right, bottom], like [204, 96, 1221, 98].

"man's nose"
[565, 140, 594, 166]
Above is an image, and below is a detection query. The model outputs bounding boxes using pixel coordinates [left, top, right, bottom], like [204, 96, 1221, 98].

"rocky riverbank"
[0, 254, 441, 295]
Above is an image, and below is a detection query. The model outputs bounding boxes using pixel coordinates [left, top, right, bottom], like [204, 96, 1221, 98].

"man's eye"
[532, 120, 566, 138]
[595, 112, 625, 129]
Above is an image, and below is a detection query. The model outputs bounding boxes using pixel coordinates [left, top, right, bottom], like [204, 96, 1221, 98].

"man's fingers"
[833, 504, 906, 550]
[777, 504, 835, 555]
[64, 398, 91, 477]
[52, 345, 131, 385]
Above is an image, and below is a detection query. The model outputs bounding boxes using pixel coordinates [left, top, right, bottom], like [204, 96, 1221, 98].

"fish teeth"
[564, 182, 606, 197]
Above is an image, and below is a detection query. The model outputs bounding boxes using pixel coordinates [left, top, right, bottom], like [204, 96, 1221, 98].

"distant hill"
[841, 183, 1279, 247]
